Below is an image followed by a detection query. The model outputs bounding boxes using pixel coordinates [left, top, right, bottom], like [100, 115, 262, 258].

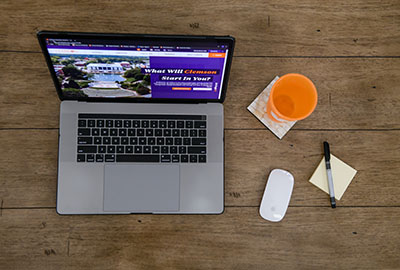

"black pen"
[323, 141, 336, 208]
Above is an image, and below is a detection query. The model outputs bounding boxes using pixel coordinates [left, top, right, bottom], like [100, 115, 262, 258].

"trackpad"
[104, 164, 180, 212]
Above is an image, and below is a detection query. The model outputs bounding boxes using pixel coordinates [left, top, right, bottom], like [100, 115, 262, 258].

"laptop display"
[42, 35, 232, 100]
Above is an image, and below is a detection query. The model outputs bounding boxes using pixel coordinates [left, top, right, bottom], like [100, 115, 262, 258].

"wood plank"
[1, 52, 399, 129]
[1, 129, 399, 208]
[0, 208, 399, 269]
[0, 0, 399, 56]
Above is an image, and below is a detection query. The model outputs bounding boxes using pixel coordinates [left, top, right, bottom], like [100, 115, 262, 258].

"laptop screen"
[42, 34, 233, 101]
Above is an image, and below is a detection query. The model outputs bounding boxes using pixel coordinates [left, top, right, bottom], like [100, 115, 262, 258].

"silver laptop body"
[38, 31, 235, 214]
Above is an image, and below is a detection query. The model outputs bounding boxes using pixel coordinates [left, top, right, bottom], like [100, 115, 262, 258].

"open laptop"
[37, 31, 235, 214]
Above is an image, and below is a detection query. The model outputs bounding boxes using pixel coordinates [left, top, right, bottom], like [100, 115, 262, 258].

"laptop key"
[119, 129, 127, 136]
[199, 130, 206, 137]
[103, 137, 111, 145]
[163, 129, 171, 137]
[172, 129, 180, 137]
[181, 155, 188, 163]
[115, 120, 122, 128]
[199, 155, 207, 163]
[194, 121, 207, 128]
[183, 138, 191, 145]
[168, 121, 175, 128]
[148, 137, 156, 145]
[112, 137, 120, 145]
[172, 155, 180, 163]
[110, 128, 118, 136]
[96, 154, 104, 162]
[105, 154, 115, 162]
[78, 120, 86, 127]
[139, 137, 147, 145]
[190, 155, 198, 163]
[117, 155, 160, 163]
[128, 129, 136, 136]
[150, 120, 158, 128]
[170, 146, 178, 154]
[144, 146, 151, 153]
[98, 146, 106, 153]
[157, 138, 165, 145]
[155, 129, 162, 137]
[133, 120, 140, 128]
[146, 129, 153, 137]
[190, 130, 197, 137]
[94, 137, 102, 144]
[77, 154, 85, 162]
[96, 120, 104, 127]
[135, 146, 143, 153]
[192, 138, 206, 145]
[181, 129, 189, 137]
[161, 155, 171, 162]
[174, 138, 182, 145]
[101, 128, 109, 136]
[87, 154, 95, 162]
[88, 120, 96, 127]
[117, 146, 124, 153]
[125, 146, 134, 153]
[159, 120, 167, 128]
[137, 129, 144, 136]
[78, 128, 90, 136]
[106, 120, 113, 127]
[179, 146, 187, 154]
[161, 146, 169, 153]
[188, 147, 206, 154]
[130, 137, 138, 145]
[92, 128, 100, 136]
[185, 121, 193, 128]
[152, 146, 160, 154]
[177, 120, 184, 128]
[166, 138, 173, 145]
[107, 146, 116, 153]
[121, 137, 129, 145]
[78, 146, 97, 153]
[142, 120, 149, 128]
[123, 120, 131, 128]
[78, 137, 93, 145]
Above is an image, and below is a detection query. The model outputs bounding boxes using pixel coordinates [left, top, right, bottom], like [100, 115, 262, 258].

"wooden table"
[1, 1, 399, 269]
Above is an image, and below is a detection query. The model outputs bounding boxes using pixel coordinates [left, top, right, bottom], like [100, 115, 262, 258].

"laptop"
[37, 31, 235, 214]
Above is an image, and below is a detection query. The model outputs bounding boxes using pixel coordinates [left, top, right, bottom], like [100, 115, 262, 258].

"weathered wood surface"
[0, 0, 399, 56]
[1, 129, 399, 208]
[1, 52, 399, 129]
[0, 208, 399, 270]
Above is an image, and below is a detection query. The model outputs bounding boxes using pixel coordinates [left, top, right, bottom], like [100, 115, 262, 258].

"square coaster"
[247, 76, 296, 139]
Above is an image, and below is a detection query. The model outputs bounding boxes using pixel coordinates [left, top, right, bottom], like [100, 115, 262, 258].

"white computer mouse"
[259, 169, 294, 222]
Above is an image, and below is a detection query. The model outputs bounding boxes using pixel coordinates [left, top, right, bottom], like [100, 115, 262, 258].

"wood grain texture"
[0, 208, 399, 270]
[0, 0, 399, 56]
[1, 52, 400, 129]
[1, 129, 399, 208]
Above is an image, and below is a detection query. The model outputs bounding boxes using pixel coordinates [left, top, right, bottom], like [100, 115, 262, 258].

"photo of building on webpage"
[47, 42, 228, 99]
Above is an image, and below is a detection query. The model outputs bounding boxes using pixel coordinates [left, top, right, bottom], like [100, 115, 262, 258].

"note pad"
[247, 76, 297, 139]
[309, 154, 357, 200]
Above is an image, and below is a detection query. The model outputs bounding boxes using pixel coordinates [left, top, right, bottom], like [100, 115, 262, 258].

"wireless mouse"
[259, 169, 294, 222]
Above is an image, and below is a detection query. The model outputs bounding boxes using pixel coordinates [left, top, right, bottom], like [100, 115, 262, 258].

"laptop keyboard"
[76, 114, 207, 163]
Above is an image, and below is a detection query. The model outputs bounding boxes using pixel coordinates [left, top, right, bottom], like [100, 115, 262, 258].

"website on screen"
[46, 38, 229, 99]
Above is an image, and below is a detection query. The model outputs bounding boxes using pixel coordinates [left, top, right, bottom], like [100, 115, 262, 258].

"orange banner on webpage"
[172, 87, 192, 91]
[208, 53, 226, 58]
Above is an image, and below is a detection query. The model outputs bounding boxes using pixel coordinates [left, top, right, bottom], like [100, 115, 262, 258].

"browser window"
[45, 38, 229, 100]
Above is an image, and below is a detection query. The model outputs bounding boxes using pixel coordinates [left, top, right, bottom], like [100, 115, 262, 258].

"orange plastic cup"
[266, 73, 317, 123]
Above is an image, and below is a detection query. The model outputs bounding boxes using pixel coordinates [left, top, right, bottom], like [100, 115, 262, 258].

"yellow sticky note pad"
[309, 154, 357, 200]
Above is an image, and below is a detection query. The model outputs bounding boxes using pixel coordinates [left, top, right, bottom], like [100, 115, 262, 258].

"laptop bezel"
[37, 30, 235, 104]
